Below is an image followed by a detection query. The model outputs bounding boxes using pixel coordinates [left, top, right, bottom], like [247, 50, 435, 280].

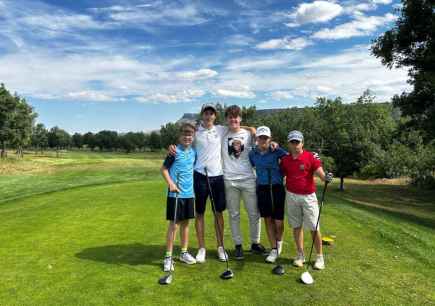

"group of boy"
[161, 104, 333, 273]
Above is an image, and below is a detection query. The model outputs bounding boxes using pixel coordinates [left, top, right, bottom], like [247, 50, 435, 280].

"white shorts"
[285, 191, 320, 231]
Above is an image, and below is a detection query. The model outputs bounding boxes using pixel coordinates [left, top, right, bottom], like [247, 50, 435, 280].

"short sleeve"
[276, 147, 288, 159]
[311, 152, 321, 171]
[248, 150, 255, 167]
[163, 154, 175, 169]
[215, 125, 228, 138]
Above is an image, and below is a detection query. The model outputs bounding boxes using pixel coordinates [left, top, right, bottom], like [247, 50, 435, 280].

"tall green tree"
[72, 133, 83, 149]
[31, 123, 48, 154]
[83, 132, 97, 150]
[160, 122, 179, 149]
[371, 0, 435, 140]
[48, 126, 71, 157]
[95, 130, 118, 151]
[149, 131, 161, 151]
[9, 96, 37, 157]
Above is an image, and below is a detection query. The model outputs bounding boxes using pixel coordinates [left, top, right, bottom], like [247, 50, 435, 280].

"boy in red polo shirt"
[280, 130, 333, 270]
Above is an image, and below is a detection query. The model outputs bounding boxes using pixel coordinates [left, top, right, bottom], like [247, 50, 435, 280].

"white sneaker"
[293, 253, 305, 267]
[265, 248, 278, 263]
[314, 255, 325, 270]
[277, 241, 283, 255]
[217, 246, 228, 262]
[163, 256, 174, 272]
[196, 248, 206, 263]
[180, 252, 196, 264]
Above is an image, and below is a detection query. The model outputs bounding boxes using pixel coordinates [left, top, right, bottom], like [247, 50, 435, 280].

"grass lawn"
[1, 151, 434, 305]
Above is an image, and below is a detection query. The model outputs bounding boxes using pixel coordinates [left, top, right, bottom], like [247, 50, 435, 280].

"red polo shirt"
[280, 150, 321, 195]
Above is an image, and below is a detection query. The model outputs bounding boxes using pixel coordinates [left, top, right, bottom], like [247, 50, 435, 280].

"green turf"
[1, 151, 434, 305]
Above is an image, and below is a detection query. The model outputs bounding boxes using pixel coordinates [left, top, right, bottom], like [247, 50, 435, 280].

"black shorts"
[256, 184, 285, 220]
[166, 197, 195, 221]
[194, 171, 226, 214]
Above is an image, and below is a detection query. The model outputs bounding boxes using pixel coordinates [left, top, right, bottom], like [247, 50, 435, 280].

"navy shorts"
[166, 197, 195, 221]
[194, 171, 226, 214]
[256, 184, 285, 220]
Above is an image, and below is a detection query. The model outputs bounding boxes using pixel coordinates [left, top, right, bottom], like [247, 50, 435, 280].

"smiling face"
[226, 114, 241, 131]
[179, 125, 195, 147]
[201, 109, 216, 127]
[288, 139, 303, 154]
[257, 135, 270, 151]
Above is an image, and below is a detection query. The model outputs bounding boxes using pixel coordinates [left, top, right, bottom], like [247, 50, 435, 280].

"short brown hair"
[179, 122, 196, 136]
[225, 105, 241, 118]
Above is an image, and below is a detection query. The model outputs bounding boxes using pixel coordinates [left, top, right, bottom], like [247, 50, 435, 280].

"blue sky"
[0, 0, 408, 133]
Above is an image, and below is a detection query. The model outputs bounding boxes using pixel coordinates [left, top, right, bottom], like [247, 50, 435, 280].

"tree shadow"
[75, 243, 164, 268]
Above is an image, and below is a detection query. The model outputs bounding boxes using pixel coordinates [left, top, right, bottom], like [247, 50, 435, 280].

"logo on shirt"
[228, 136, 244, 159]
[299, 164, 305, 171]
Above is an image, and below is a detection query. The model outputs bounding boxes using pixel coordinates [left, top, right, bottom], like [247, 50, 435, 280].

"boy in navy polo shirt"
[249, 126, 288, 263]
[161, 122, 197, 272]
[280, 130, 333, 270]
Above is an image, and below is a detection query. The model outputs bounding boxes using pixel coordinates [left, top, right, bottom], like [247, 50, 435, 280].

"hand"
[270, 141, 279, 151]
[168, 144, 177, 156]
[169, 182, 180, 193]
[325, 172, 333, 183]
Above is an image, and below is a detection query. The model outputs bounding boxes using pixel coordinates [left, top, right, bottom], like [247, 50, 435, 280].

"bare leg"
[166, 221, 179, 253]
[275, 219, 284, 242]
[215, 212, 225, 247]
[264, 217, 277, 249]
[293, 227, 304, 254]
[195, 214, 205, 249]
[311, 230, 323, 255]
[180, 220, 189, 250]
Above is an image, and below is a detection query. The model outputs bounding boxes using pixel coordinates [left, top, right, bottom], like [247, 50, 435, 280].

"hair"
[178, 122, 196, 136]
[224, 105, 241, 118]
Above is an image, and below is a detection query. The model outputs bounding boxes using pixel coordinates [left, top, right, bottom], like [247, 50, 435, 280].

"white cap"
[287, 130, 303, 142]
[256, 126, 271, 138]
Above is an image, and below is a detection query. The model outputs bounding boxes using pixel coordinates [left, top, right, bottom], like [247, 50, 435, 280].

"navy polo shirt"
[249, 147, 287, 185]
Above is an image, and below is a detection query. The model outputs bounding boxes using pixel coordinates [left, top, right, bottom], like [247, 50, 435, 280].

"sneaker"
[217, 246, 228, 262]
[163, 256, 174, 272]
[314, 255, 325, 270]
[277, 241, 283, 255]
[265, 248, 278, 263]
[180, 252, 196, 265]
[250, 243, 266, 255]
[234, 244, 244, 260]
[293, 253, 305, 267]
[196, 248, 206, 263]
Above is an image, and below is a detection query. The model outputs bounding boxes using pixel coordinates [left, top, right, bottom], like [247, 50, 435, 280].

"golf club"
[267, 167, 285, 275]
[204, 167, 234, 280]
[300, 180, 329, 285]
[159, 173, 180, 285]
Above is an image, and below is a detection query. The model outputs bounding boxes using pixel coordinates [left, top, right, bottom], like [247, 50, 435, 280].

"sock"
[317, 254, 324, 259]
[181, 247, 187, 253]
[277, 240, 283, 250]
[165, 251, 172, 258]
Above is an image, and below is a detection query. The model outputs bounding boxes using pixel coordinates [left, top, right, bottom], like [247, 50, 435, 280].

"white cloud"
[225, 34, 256, 46]
[372, 0, 392, 4]
[256, 37, 312, 50]
[177, 69, 218, 80]
[215, 87, 256, 99]
[312, 13, 397, 40]
[292, 1, 343, 25]
[270, 91, 293, 100]
[136, 89, 205, 104]
[225, 56, 292, 71]
[20, 14, 105, 33]
[65, 91, 113, 102]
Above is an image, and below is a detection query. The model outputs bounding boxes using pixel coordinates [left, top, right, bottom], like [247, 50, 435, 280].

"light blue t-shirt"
[163, 144, 196, 198]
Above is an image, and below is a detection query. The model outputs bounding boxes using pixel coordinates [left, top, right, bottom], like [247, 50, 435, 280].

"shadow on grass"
[75, 243, 164, 269]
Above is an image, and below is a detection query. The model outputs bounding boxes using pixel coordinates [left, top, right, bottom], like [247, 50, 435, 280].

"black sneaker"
[234, 244, 244, 260]
[251, 243, 266, 255]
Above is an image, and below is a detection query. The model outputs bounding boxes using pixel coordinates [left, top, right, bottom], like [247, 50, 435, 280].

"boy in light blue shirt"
[161, 122, 197, 272]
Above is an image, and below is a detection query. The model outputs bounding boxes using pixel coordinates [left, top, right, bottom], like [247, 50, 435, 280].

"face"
[288, 139, 303, 153]
[180, 128, 195, 146]
[256, 135, 270, 150]
[202, 109, 216, 126]
[226, 114, 241, 130]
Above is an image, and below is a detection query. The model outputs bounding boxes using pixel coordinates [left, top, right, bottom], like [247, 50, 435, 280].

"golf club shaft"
[204, 167, 230, 271]
[169, 173, 180, 278]
[306, 180, 329, 270]
[267, 168, 279, 250]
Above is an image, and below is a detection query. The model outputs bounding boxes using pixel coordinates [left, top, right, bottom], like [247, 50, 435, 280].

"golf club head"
[220, 269, 234, 280]
[272, 264, 285, 275]
[300, 271, 314, 285]
[158, 274, 173, 285]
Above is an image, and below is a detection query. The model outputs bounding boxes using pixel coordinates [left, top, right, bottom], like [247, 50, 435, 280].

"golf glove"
[325, 172, 333, 183]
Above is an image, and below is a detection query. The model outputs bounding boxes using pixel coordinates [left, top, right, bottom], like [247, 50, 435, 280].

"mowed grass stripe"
[1, 180, 434, 305]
